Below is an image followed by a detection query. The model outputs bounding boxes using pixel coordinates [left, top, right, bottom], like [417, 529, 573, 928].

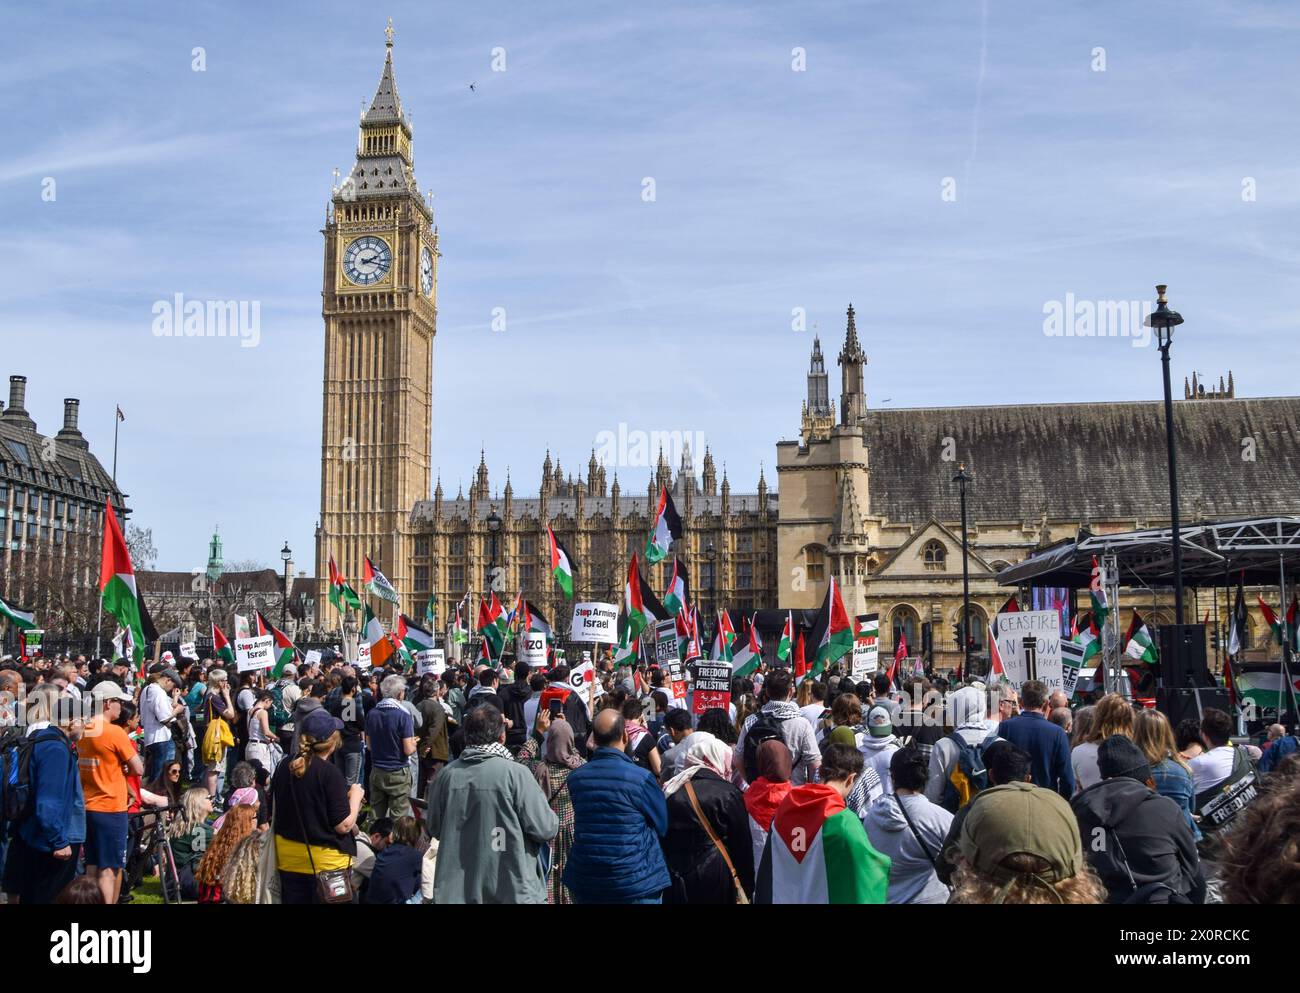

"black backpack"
[1, 725, 59, 826]
[743, 711, 786, 783]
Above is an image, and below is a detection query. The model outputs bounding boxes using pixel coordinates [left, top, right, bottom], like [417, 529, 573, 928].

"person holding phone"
[514, 706, 584, 904]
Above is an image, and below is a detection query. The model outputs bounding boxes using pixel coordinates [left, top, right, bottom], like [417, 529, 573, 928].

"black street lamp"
[486, 506, 501, 594]
[1145, 285, 1186, 630]
[279, 541, 292, 629]
[952, 463, 973, 678]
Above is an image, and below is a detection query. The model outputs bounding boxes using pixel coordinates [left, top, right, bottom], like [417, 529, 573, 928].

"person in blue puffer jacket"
[4, 685, 86, 904]
[563, 708, 670, 903]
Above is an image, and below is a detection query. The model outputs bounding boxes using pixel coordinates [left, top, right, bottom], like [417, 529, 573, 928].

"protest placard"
[416, 648, 446, 676]
[571, 602, 620, 644]
[995, 610, 1063, 690]
[692, 659, 732, 714]
[519, 632, 548, 667]
[235, 634, 276, 673]
[852, 613, 879, 680]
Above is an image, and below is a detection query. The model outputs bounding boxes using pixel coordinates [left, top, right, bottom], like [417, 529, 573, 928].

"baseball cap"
[1097, 735, 1151, 783]
[281, 664, 298, 678]
[159, 668, 181, 684]
[959, 781, 1083, 887]
[866, 704, 893, 738]
[90, 681, 132, 703]
[300, 707, 345, 739]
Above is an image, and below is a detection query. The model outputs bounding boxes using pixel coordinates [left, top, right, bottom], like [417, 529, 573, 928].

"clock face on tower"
[419, 246, 434, 296]
[342, 235, 392, 286]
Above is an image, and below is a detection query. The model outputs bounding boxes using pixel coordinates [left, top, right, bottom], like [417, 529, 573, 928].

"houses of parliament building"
[315, 26, 1300, 666]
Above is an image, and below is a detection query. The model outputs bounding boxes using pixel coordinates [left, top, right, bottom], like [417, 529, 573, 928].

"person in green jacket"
[425, 704, 558, 904]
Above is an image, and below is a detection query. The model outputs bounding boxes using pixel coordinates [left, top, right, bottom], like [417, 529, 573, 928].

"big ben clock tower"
[317, 20, 436, 622]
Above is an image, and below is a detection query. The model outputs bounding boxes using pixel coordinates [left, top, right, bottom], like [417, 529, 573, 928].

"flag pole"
[1280, 555, 1298, 727]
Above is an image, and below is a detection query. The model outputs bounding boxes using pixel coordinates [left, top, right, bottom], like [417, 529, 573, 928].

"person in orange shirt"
[78, 681, 144, 904]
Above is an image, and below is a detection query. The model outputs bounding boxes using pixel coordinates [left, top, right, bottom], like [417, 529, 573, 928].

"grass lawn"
[127, 875, 164, 905]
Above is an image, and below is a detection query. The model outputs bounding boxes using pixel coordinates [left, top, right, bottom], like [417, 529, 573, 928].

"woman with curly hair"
[195, 803, 257, 903]
[949, 781, 1107, 904]
[220, 831, 266, 905]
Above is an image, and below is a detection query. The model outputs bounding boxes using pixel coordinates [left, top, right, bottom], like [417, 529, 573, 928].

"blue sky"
[3, 0, 1298, 571]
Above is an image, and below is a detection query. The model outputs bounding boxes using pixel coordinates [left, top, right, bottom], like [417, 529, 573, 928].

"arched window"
[922, 540, 947, 571]
[890, 605, 920, 658]
[802, 545, 825, 583]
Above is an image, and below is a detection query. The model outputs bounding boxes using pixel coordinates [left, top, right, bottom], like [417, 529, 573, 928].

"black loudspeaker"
[1158, 623, 1213, 688]
[1156, 687, 1230, 728]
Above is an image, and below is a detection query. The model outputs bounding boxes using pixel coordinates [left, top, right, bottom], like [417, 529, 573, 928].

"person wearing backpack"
[2, 685, 86, 904]
[925, 684, 1000, 809]
[936, 740, 1032, 885]
[1071, 735, 1205, 904]
[735, 669, 820, 786]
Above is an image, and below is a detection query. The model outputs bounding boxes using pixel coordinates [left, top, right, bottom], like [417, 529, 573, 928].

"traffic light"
[1210, 626, 1220, 652]
[953, 620, 964, 645]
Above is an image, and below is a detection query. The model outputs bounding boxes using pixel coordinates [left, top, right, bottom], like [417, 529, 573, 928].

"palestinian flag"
[0, 593, 36, 631]
[777, 611, 794, 663]
[644, 486, 683, 565]
[755, 785, 890, 904]
[255, 612, 300, 677]
[521, 600, 554, 642]
[1226, 574, 1246, 658]
[1258, 595, 1298, 650]
[478, 592, 509, 661]
[1089, 556, 1109, 630]
[1072, 611, 1101, 666]
[1236, 666, 1300, 713]
[808, 577, 853, 679]
[1259, 596, 1283, 646]
[363, 604, 396, 667]
[98, 499, 145, 673]
[1124, 611, 1158, 664]
[453, 602, 469, 644]
[397, 614, 434, 656]
[212, 623, 236, 666]
[793, 629, 808, 684]
[988, 595, 1019, 679]
[1289, 598, 1300, 653]
[662, 558, 690, 617]
[732, 615, 763, 678]
[328, 555, 362, 612]
[613, 624, 638, 668]
[547, 526, 575, 600]
[624, 553, 664, 641]
[364, 556, 400, 604]
[711, 610, 736, 663]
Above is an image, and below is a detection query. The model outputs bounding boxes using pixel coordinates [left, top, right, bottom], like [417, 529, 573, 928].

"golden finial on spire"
[385, 17, 394, 48]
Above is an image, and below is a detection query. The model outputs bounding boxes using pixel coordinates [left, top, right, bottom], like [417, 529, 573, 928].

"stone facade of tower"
[315, 24, 438, 621]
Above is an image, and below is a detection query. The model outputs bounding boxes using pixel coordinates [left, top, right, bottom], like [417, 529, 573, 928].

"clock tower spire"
[317, 21, 438, 622]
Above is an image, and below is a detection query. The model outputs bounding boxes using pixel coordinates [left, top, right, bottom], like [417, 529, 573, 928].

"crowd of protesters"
[1, 645, 1297, 905]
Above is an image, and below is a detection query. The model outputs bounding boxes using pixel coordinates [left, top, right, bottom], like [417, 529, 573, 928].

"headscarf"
[828, 725, 859, 748]
[213, 787, 258, 833]
[535, 719, 583, 800]
[663, 733, 732, 797]
[755, 738, 793, 783]
[744, 738, 795, 833]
